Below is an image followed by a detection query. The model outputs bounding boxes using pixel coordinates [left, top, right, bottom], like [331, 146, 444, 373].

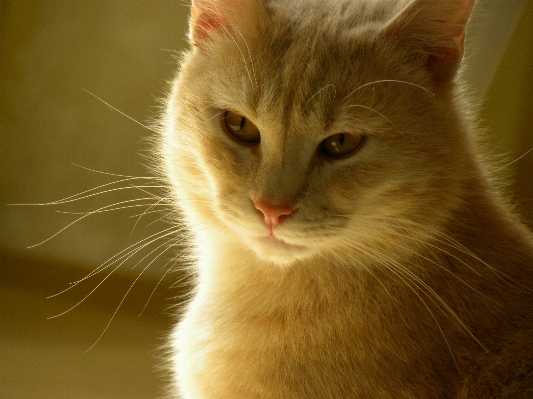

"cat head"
[161, 0, 477, 266]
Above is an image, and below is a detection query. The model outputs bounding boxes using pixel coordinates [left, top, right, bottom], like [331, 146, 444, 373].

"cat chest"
[173, 292, 439, 399]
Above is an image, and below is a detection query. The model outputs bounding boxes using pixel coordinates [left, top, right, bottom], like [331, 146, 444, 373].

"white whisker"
[304, 84, 336, 110]
[82, 89, 158, 133]
[340, 238, 461, 371]
[493, 147, 533, 172]
[343, 104, 403, 137]
[138, 245, 190, 317]
[343, 79, 435, 102]
[85, 238, 177, 352]
[236, 29, 259, 92]
[47, 226, 180, 298]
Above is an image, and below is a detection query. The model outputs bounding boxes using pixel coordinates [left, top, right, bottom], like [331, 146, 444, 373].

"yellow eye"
[319, 133, 364, 158]
[221, 110, 260, 144]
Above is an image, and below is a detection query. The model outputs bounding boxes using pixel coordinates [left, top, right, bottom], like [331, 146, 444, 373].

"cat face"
[162, 0, 475, 265]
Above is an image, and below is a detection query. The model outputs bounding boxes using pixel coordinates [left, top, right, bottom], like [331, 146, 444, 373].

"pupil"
[240, 117, 246, 130]
[339, 133, 345, 146]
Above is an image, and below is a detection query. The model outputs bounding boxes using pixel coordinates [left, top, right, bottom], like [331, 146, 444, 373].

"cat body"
[160, 0, 533, 397]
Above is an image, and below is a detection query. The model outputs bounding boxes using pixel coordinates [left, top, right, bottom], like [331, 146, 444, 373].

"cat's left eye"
[319, 133, 364, 158]
[221, 110, 261, 144]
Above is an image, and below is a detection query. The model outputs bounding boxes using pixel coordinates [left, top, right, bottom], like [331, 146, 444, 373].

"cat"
[158, 0, 533, 397]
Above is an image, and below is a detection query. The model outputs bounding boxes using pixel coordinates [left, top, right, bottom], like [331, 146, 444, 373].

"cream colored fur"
[159, 0, 533, 397]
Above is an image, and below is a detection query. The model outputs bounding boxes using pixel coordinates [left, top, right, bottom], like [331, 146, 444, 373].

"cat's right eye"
[221, 110, 261, 144]
[318, 133, 365, 159]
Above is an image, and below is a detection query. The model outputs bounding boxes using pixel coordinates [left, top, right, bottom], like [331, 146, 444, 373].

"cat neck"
[190, 173, 533, 319]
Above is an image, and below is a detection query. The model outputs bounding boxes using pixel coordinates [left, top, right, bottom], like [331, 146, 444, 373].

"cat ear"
[385, 0, 475, 83]
[189, 0, 259, 46]
[189, 0, 227, 44]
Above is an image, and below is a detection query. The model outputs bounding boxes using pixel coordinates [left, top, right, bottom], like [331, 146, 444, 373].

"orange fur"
[159, 1, 533, 397]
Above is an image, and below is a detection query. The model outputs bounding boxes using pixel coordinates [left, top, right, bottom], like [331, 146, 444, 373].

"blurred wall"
[477, 0, 533, 225]
[1, 0, 532, 276]
[1, 1, 188, 276]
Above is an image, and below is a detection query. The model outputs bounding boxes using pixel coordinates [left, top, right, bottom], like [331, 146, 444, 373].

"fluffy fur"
[159, 0, 533, 397]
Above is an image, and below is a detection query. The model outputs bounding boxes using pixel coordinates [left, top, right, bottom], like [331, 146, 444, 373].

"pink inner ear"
[191, 5, 225, 41]
[431, 0, 475, 53]
[386, 0, 475, 82]
[429, 0, 474, 82]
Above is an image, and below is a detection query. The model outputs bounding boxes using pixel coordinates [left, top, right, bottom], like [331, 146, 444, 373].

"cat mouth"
[259, 235, 297, 248]
[256, 234, 306, 252]
[239, 233, 310, 265]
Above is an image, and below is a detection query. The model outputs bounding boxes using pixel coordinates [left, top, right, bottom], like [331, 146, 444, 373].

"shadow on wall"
[477, 0, 533, 225]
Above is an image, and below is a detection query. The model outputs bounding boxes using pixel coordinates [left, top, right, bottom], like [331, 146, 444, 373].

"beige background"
[1, 2, 189, 398]
[1, 1, 532, 399]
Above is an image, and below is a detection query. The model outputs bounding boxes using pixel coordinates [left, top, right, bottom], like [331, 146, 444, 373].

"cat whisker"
[9, 181, 162, 206]
[236, 29, 259, 92]
[206, 110, 228, 124]
[128, 236, 181, 272]
[143, 214, 173, 228]
[85, 237, 178, 352]
[48, 232, 180, 327]
[343, 104, 404, 138]
[138, 247, 191, 317]
[381, 217, 479, 259]
[330, 245, 412, 328]
[129, 193, 173, 236]
[493, 147, 533, 172]
[340, 237, 461, 371]
[369, 215, 533, 293]
[70, 163, 164, 180]
[127, 183, 166, 198]
[82, 89, 158, 133]
[53, 202, 170, 216]
[201, 8, 257, 94]
[392, 238, 497, 304]
[343, 79, 435, 102]
[180, 98, 217, 119]
[363, 220, 484, 278]
[346, 235, 498, 362]
[344, 216, 524, 299]
[128, 210, 165, 218]
[334, 223, 496, 304]
[358, 237, 497, 364]
[304, 84, 336, 111]
[24, 199, 149, 249]
[92, 228, 182, 279]
[28, 196, 172, 249]
[47, 226, 180, 298]
[131, 209, 172, 227]
[193, 101, 218, 117]
[358, 217, 483, 277]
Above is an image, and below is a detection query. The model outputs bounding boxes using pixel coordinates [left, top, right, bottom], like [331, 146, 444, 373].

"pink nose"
[254, 200, 296, 232]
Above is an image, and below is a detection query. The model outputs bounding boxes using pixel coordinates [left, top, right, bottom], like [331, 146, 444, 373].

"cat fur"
[158, 0, 533, 397]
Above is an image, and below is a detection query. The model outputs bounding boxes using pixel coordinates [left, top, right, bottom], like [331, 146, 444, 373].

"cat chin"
[245, 235, 312, 265]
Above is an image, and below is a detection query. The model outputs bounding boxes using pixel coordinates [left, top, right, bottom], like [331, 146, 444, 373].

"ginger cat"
[159, 0, 533, 397]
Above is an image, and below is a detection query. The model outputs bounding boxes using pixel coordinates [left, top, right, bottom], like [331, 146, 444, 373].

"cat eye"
[221, 110, 261, 144]
[319, 133, 364, 158]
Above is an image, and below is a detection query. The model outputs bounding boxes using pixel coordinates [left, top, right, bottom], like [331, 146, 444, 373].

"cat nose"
[254, 200, 296, 231]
